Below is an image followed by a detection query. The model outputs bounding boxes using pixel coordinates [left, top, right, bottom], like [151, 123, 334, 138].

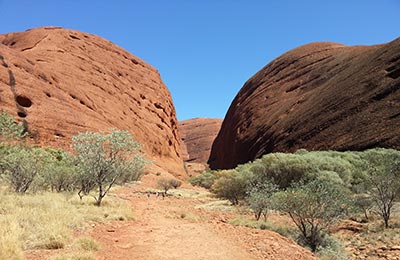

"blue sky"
[0, 1, 399, 120]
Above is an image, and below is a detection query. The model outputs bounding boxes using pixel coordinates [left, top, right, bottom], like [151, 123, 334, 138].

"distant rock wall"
[209, 39, 400, 170]
[0, 27, 185, 177]
[179, 118, 222, 164]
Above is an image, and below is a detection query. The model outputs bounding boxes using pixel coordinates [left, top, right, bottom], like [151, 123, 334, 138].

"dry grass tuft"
[49, 252, 96, 260]
[229, 217, 296, 239]
[74, 237, 100, 251]
[0, 190, 132, 259]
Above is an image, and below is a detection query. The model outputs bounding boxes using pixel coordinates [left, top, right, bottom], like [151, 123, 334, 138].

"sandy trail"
[92, 189, 257, 260]
[26, 180, 316, 260]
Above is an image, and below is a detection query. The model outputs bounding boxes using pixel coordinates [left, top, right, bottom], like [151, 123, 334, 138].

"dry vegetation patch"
[0, 191, 132, 260]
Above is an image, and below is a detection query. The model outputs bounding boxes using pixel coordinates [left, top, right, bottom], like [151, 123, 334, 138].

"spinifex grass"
[0, 191, 133, 260]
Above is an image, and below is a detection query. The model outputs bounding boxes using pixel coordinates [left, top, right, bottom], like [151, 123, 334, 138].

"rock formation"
[179, 118, 222, 164]
[209, 38, 400, 170]
[0, 27, 185, 177]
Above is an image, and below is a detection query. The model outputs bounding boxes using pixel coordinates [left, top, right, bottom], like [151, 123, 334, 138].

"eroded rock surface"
[210, 39, 400, 169]
[0, 27, 185, 176]
[179, 118, 222, 164]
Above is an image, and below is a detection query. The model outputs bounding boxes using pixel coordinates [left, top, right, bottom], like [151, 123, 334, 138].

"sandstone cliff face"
[209, 39, 400, 170]
[0, 27, 185, 177]
[179, 118, 222, 164]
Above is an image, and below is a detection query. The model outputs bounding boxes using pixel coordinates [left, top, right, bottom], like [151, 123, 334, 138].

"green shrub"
[0, 145, 49, 193]
[73, 130, 147, 206]
[361, 149, 400, 228]
[189, 170, 217, 189]
[211, 169, 249, 205]
[247, 180, 278, 221]
[315, 234, 349, 260]
[0, 110, 26, 141]
[40, 148, 78, 192]
[272, 179, 352, 252]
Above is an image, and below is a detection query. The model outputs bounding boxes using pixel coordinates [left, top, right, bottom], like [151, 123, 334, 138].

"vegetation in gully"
[0, 110, 146, 259]
[2, 109, 400, 260]
[191, 147, 400, 258]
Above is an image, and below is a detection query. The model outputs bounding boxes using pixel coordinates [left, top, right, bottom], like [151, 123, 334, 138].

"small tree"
[157, 178, 181, 194]
[211, 170, 248, 205]
[272, 180, 351, 252]
[157, 178, 172, 193]
[1, 145, 48, 193]
[364, 153, 400, 228]
[247, 181, 278, 221]
[73, 130, 146, 206]
[353, 193, 374, 221]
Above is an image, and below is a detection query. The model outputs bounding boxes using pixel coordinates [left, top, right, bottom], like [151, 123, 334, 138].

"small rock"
[107, 229, 116, 232]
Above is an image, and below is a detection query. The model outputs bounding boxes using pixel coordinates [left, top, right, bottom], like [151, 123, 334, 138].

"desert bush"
[247, 180, 278, 221]
[73, 130, 147, 206]
[74, 237, 100, 251]
[40, 148, 78, 192]
[189, 170, 217, 189]
[0, 145, 49, 193]
[157, 178, 181, 193]
[353, 193, 374, 221]
[253, 153, 311, 189]
[236, 149, 369, 190]
[315, 234, 349, 260]
[211, 169, 249, 205]
[361, 149, 400, 228]
[168, 178, 182, 189]
[0, 110, 26, 141]
[272, 179, 352, 252]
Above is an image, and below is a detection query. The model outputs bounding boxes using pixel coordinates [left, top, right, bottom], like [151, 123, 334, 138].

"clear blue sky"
[0, 1, 399, 120]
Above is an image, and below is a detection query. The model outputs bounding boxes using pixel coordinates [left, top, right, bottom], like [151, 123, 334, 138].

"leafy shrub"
[189, 170, 217, 189]
[272, 179, 352, 252]
[73, 130, 147, 206]
[0, 110, 26, 141]
[247, 180, 278, 221]
[40, 148, 78, 192]
[235, 149, 371, 190]
[0, 145, 49, 193]
[211, 170, 249, 205]
[361, 149, 400, 228]
[157, 178, 181, 193]
[168, 178, 182, 189]
[315, 234, 349, 260]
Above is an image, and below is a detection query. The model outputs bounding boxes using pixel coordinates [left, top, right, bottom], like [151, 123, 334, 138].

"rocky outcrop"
[0, 27, 185, 177]
[209, 39, 400, 170]
[179, 118, 222, 164]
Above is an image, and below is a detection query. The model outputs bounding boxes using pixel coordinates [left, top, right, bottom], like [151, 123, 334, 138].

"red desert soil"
[210, 39, 400, 170]
[95, 181, 316, 260]
[0, 27, 185, 177]
[26, 176, 317, 260]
